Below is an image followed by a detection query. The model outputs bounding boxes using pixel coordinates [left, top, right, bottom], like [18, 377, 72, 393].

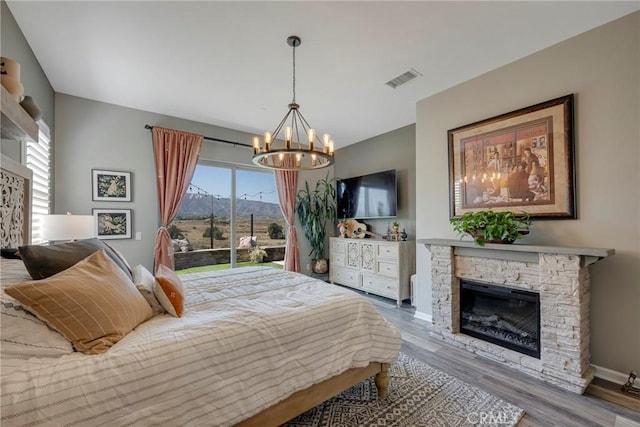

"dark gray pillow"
[1, 248, 21, 259]
[19, 238, 133, 280]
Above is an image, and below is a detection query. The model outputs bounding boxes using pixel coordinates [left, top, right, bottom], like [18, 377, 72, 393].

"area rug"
[283, 353, 525, 427]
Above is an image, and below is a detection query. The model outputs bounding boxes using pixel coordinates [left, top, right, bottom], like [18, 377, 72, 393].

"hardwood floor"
[364, 293, 640, 427]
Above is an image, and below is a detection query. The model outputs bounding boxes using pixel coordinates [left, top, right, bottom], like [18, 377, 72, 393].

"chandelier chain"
[292, 41, 296, 103]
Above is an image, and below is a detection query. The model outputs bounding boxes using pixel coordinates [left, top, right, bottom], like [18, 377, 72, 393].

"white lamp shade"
[40, 214, 95, 241]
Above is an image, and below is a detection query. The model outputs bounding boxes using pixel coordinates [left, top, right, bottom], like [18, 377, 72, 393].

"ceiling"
[7, 1, 639, 149]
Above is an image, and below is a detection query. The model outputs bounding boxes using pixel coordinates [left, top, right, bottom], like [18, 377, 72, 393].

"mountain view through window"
[169, 164, 286, 270]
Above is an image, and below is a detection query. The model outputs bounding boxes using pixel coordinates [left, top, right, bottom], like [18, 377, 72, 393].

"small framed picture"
[92, 169, 132, 201]
[93, 209, 132, 240]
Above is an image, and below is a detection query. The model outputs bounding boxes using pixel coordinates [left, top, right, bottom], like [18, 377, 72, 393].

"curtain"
[152, 127, 203, 271]
[275, 155, 301, 272]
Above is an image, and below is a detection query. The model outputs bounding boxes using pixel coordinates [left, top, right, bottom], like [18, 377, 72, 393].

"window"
[235, 168, 284, 248]
[170, 163, 286, 271]
[25, 122, 51, 244]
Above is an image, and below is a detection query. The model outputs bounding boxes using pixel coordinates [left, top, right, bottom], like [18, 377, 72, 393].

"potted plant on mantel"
[450, 210, 531, 247]
[295, 173, 336, 274]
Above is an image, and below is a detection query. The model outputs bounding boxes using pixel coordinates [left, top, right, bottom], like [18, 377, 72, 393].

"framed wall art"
[92, 169, 131, 201]
[448, 94, 575, 219]
[93, 208, 132, 240]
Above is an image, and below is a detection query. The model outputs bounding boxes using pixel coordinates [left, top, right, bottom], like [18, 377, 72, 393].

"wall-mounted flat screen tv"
[336, 169, 397, 219]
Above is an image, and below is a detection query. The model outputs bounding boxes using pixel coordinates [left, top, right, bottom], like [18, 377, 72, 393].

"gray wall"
[334, 124, 416, 239]
[415, 12, 639, 375]
[0, 0, 55, 161]
[55, 93, 320, 272]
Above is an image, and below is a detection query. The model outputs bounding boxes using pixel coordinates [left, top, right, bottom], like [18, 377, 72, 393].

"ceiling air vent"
[385, 68, 423, 89]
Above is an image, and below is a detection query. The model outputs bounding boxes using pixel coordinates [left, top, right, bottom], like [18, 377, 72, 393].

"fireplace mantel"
[417, 238, 614, 266]
[418, 238, 615, 393]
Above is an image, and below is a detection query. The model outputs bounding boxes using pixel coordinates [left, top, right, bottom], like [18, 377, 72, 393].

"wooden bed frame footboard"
[236, 362, 389, 427]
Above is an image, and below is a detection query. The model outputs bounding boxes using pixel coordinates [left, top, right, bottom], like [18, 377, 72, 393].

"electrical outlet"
[306, 263, 310, 270]
[135, 232, 142, 240]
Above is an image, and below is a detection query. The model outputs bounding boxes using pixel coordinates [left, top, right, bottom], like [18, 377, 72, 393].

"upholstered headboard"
[1, 154, 32, 247]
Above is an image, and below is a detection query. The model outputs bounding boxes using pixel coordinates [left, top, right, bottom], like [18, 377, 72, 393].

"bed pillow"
[1, 298, 74, 358]
[103, 241, 133, 277]
[5, 250, 153, 355]
[154, 264, 185, 317]
[1, 248, 21, 259]
[1, 258, 74, 358]
[0, 258, 31, 284]
[132, 264, 166, 316]
[19, 238, 133, 280]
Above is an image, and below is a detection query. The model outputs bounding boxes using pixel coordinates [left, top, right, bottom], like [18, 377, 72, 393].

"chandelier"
[252, 36, 335, 171]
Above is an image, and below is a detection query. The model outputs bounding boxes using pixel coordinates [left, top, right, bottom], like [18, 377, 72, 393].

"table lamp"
[40, 212, 95, 242]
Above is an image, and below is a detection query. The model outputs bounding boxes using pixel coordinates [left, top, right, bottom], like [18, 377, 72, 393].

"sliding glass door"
[170, 162, 285, 271]
[235, 169, 286, 261]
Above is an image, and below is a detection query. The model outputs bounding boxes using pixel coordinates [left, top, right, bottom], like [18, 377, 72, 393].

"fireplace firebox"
[460, 280, 540, 359]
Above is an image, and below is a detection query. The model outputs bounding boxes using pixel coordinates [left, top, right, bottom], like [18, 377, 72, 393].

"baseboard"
[593, 364, 630, 385]
[413, 311, 432, 323]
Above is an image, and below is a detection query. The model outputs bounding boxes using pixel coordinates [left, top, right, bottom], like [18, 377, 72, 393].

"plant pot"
[312, 258, 329, 274]
[20, 96, 42, 121]
[469, 229, 529, 244]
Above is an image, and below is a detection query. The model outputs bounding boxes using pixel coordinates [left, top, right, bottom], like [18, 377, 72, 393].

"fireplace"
[419, 238, 613, 393]
[460, 280, 540, 359]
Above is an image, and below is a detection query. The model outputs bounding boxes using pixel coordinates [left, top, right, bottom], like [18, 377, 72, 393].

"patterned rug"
[283, 353, 524, 427]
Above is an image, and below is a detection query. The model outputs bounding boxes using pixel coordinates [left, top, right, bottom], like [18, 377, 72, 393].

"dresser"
[329, 237, 415, 307]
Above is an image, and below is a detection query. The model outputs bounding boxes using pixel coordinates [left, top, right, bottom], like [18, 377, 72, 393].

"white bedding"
[1, 266, 401, 426]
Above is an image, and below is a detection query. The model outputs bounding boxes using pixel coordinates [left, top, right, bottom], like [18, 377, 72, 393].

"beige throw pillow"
[132, 264, 165, 316]
[5, 250, 153, 355]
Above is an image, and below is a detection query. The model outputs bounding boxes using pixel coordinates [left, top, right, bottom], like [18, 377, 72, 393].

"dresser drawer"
[362, 274, 398, 298]
[377, 260, 398, 277]
[331, 251, 346, 267]
[332, 267, 360, 288]
[377, 243, 399, 259]
[331, 239, 346, 253]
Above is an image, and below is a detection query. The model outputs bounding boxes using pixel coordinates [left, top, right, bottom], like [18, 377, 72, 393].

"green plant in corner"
[450, 210, 531, 246]
[295, 173, 337, 263]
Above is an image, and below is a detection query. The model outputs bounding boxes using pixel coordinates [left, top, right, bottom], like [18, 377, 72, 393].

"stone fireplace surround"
[417, 239, 613, 394]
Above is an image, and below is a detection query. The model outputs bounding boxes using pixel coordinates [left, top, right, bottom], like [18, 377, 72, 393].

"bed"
[1, 259, 400, 426]
[0, 156, 401, 426]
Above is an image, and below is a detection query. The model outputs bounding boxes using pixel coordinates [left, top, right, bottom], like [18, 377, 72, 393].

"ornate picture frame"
[448, 94, 575, 219]
[93, 208, 132, 240]
[92, 169, 132, 201]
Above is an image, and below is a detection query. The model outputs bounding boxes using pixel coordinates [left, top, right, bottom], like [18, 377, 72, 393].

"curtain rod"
[144, 125, 252, 148]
